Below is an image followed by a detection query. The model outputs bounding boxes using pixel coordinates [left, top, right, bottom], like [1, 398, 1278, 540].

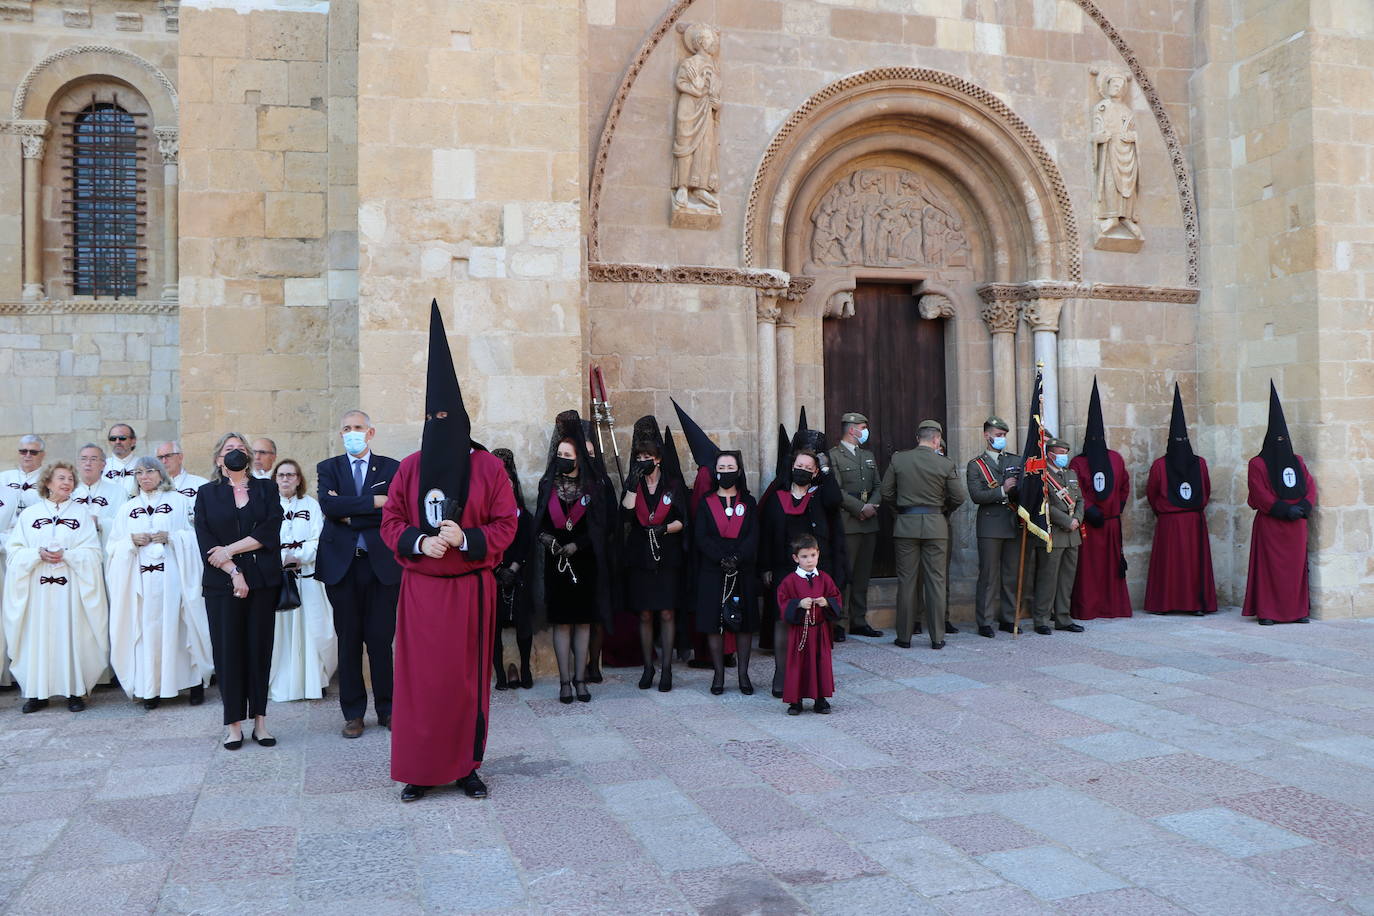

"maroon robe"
[1243, 455, 1316, 622]
[776, 570, 840, 703]
[381, 449, 518, 786]
[1069, 450, 1133, 619]
[1144, 456, 1217, 613]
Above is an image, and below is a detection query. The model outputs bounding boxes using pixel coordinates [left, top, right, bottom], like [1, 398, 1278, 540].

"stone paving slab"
[2, 609, 1374, 913]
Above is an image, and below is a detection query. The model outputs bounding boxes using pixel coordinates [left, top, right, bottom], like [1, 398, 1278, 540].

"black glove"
[1118, 556, 1128, 579]
[649, 524, 668, 537]
[1084, 505, 1105, 528]
[495, 566, 517, 588]
[1269, 503, 1297, 520]
[559, 542, 578, 558]
[624, 463, 642, 494]
[1287, 502, 1307, 521]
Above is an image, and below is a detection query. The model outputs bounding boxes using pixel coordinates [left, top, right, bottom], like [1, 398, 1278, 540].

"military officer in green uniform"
[966, 416, 1023, 638]
[879, 419, 966, 649]
[828, 412, 884, 640]
[1032, 437, 1087, 635]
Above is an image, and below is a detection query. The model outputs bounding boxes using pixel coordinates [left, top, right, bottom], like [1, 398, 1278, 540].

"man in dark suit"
[317, 409, 402, 738]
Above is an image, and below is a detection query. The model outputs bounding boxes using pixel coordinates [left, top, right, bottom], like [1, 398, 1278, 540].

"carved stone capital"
[919, 293, 955, 320]
[155, 126, 179, 164]
[12, 119, 50, 159]
[783, 276, 814, 302]
[979, 300, 1020, 334]
[1023, 297, 1064, 332]
[756, 293, 781, 324]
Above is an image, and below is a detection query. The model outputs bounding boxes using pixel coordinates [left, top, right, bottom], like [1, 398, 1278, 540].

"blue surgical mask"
[858, 429, 869, 445]
[1054, 453, 1069, 468]
[342, 431, 368, 456]
[991, 436, 1006, 451]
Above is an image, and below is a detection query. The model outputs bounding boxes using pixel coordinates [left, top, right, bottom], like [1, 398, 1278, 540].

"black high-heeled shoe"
[520, 665, 534, 689]
[252, 729, 277, 748]
[737, 673, 754, 696]
[494, 667, 509, 691]
[638, 666, 655, 690]
[574, 680, 591, 702]
[658, 666, 672, 693]
[559, 681, 574, 704]
[710, 672, 725, 696]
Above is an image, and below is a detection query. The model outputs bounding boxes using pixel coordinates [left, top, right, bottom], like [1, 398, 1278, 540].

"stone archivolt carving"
[588, 262, 789, 291]
[1091, 67, 1143, 251]
[11, 44, 179, 120]
[808, 168, 970, 271]
[0, 299, 177, 315]
[670, 22, 722, 229]
[976, 281, 1199, 305]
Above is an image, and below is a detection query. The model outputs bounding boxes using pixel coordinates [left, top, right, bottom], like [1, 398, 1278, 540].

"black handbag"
[275, 568, 302, 612]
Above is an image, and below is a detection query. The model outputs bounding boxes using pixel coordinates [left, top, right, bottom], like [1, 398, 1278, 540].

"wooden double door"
[823, 282, 947, 578]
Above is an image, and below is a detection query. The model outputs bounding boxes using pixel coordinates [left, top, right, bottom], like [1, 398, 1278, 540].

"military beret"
[983, 415, 1010, 432]
[840, 412, 868, 425]
[1046, 437, 1071, 451]
[918, 419, 943, 433]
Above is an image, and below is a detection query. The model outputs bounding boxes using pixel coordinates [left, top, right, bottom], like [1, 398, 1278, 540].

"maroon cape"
[1069, 450, 1133, 619]
[776, 570, 840, 703]
[1144, 456, 1217, 613]
[1243, 455, 1316, 622]
[381, 450, 518, 786]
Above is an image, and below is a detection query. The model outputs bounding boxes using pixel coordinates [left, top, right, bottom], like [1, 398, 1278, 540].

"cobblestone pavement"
[3, 609, 1374, 914]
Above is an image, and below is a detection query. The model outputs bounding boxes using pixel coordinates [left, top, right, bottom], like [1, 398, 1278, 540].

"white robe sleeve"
[3, 508, 42, 651]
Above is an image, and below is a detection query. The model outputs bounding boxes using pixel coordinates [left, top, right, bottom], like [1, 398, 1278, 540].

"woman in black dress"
[491, 448, 534, 690]
[693, 450, 759, 696]
[621, 417, 688, 692]
[531, 411, 614, 703]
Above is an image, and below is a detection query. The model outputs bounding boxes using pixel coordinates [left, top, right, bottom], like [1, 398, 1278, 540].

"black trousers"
[326, 553, 398, 721]
[206, 589, 276, 726]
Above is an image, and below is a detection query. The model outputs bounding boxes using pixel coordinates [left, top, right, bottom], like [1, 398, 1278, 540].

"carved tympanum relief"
[670, 22, 721, 229]
[1091, 67, 1143, 251]
[808, 168, 970, 270]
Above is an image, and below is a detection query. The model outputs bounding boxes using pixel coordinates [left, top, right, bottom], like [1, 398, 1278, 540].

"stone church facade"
[1, 0, 1371, 617]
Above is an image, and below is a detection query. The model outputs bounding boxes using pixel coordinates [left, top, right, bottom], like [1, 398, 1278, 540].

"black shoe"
[638, 666, 655, 690]
[944, 623, 960, 634]
[724, 654, 737, 669]
[710, 672, 725, 696]
[378, 714, 391, 729]
[771, 687, 784, 699]
[1034, 625, 1052, 635]
[998, 622, 1019, 634]
[787, 703, 803, 716]
[223, 732, 243, 751]
[737, 674, 754, 696]
[893, 638, 911, 649]
[574, 680, 591, 702]
[143, 697, 160, 710]
[1191, 611, 1206, 617]
[21, 697, 49, 714]
[832, 626, 847, 643]
[930, 641, 945, 650]
[978, 626, 995, 638]
[456, 772, 488, 798]
[814, 698, 831, 714]
[849, 624, 883, 638]
[658, 667, 673, 692]
[559, 680, 574, 704]
[67, 696, 86, 712]
[494, 669, 509, 691]
[1259, 618, 1275, 626]
[400, 783, 430, 802]
[1055, 623, 1085, 633]
[520, 666, 534, 689]
[252, 729, 277, 747]
[1297, 617, 1310, 624]
[585, 668, 604, 684]
[188, 684, 205, 706]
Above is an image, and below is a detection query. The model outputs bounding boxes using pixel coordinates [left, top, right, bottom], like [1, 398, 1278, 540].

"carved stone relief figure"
[671, 22, 721, 229]
[808, 168, 970, 269]
[1091, 67, 1143, 251]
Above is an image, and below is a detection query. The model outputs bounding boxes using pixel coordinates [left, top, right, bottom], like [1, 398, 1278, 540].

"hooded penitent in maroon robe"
[1243, 383, 1316, 623]
[1069, 379, 1132, 620]
[1145, 384, 1216, 614]
[776, 569, 840, 703]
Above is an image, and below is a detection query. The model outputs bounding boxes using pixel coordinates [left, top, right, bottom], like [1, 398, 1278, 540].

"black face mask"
[222, 449, 250, 472]
[634, 459, 656, 476]
[791, 468, 815, 487]
[554, 456, 577, 475]
[715, 470, 739, 490]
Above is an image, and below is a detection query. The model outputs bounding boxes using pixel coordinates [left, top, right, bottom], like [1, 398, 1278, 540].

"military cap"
[918, 419, 943, 433]
[983, 415, 1010, 432]
[840, 412, 868, 426]
[1046, 437, 1071, 451]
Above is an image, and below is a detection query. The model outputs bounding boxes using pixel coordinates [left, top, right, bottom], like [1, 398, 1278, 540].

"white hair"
[340, 409, 372, 427]
[18, 434, 44, 450]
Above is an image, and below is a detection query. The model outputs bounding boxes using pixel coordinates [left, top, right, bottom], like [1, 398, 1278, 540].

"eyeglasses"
[108, 435, 131, 442]
[276, 472, 299, 478]
[18, 449, 43, 456]
[253, 450, 276, 456]
[157, 453, 180, 460]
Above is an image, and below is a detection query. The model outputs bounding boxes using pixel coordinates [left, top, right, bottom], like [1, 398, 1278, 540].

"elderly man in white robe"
[156, 441, 209, 522]
[0, 434, 48, 689]
[104, 423, 141, 498]
[4, 461, 109, 712]
[106, 457, 212, 709]
[73, 444, 127, 546]
[269, 458, 337, 701]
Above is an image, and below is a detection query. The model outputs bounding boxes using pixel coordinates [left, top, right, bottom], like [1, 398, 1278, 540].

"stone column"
[1023, 297, 1065, 436]
[756, 293, 781, 480]
[776, 310, 797, 444]
[16, 120, 49, 301]
[155, 127, 179, 301]
[980, 299, 1021, 442]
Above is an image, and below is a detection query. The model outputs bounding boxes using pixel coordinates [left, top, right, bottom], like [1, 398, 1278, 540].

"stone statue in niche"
[1091, 67, 1144, 251]
[808, 168, 970, 270]
[670, 22, 722, 230]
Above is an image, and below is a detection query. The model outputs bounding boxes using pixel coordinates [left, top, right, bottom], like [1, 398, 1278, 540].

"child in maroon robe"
[775, 534, 841, 715]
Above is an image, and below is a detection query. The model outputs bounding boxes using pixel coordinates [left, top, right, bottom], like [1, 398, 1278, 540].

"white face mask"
[990, 436, 1006, 451]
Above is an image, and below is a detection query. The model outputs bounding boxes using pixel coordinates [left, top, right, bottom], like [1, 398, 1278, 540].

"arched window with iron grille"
[62, 96, 147, 298]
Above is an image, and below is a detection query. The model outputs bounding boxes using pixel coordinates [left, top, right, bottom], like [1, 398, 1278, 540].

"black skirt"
[544, 547, 599, 625]
[627, 566, 679, 613]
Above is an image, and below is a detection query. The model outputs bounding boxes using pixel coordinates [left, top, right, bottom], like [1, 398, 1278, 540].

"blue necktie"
[353, 459, 366, 550]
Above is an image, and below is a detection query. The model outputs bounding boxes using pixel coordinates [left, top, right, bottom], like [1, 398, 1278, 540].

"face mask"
[342, 431, 368, 456]
[554, 456, 576, 475]
[990, 436, 1006, 451]
[791, 468, 815, 486]
[715, 470, 739, 490]
[222, 449, 250, 472]
[1054, 453, 1069, 469]
[858, 429, 869, 445]
[634, 459, 656, 476]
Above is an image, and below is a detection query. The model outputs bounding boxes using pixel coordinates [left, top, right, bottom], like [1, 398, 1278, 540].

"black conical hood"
[671, 398, 720, 469]
[774, 423, 790, 488]
[1260, 380, 1305, 499]
[418, 300, 472, 534]
[1079, 377, 1113, 496]
[1164, 383, 1203, 509]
